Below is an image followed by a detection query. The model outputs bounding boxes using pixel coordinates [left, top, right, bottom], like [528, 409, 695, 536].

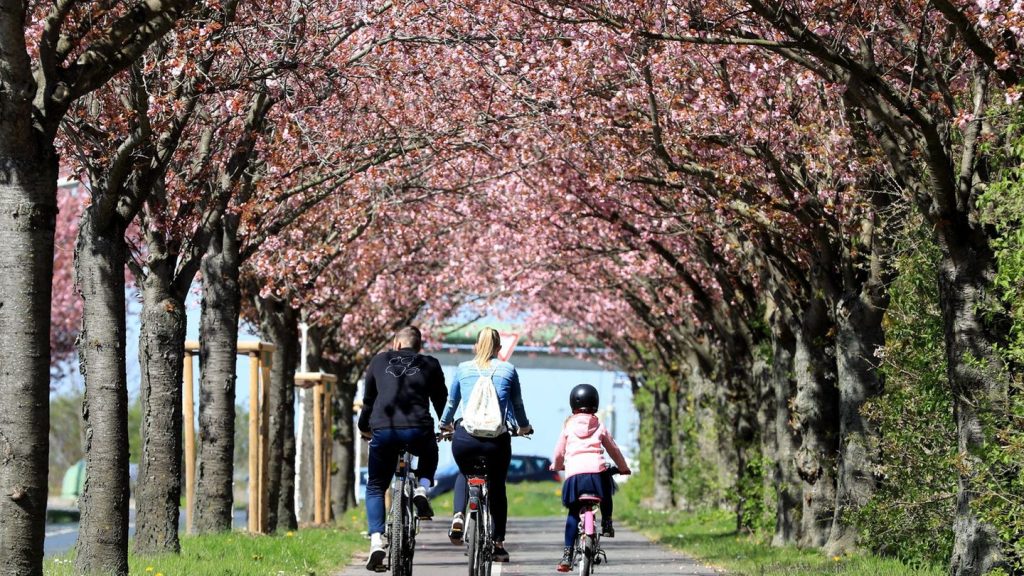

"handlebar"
[437, 422, 534, 440]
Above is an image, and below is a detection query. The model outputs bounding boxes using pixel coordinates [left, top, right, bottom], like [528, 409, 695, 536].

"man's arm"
[357, 358, 378, 433]
[428, 358, 448, 420]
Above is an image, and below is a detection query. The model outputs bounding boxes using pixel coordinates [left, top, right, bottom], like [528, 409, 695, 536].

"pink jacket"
[551, 413, 629, 479]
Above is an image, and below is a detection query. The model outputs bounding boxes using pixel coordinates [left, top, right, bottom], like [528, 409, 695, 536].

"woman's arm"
[508, 367, 530, 428]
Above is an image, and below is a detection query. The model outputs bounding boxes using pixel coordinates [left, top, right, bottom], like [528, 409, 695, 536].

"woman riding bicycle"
[550, 383, 631, 572]
[439, 327, 532, 563]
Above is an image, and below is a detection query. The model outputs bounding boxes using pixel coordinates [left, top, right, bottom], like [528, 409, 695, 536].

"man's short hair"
[393, 325, 422, 351]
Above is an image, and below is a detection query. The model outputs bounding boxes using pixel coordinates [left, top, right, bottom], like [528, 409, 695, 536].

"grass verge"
[617, 505, 945, 576]
[431, 479, 565, 518]
[45, 513, 366, 576]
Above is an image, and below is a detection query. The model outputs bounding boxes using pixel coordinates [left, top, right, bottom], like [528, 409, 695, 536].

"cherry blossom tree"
[0, 3, 200, 573]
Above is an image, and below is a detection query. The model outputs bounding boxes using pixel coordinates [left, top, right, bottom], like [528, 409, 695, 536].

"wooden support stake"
[313, 383, 324, 525]
[183, 352, 195, 534]
[324, 378, 333, 521]
[248, 351, 260, 533]
[260, 350, 272, 533]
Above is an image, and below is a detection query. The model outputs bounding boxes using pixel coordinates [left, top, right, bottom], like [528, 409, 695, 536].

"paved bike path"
[336, 516, 721, 575]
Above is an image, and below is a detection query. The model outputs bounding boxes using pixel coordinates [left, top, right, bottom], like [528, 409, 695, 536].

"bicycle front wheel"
[480, 504, 492, 576]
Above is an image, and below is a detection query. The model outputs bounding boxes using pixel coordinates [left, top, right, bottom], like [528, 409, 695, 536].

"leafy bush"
[855, 220, 956, 566]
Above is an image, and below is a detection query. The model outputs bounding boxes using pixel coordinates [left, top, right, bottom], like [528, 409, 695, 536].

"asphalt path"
[336, 516, 720, 576]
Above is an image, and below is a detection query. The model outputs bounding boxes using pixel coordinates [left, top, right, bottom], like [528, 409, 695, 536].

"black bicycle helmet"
[569, 384, 600, 413]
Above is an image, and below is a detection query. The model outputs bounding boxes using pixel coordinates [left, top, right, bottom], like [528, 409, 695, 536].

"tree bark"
[331, 370, 358, 515]
[0, 153, 57, 576]
[650, 378, 675, 509]
[826, 276, 888, 555]
[73, 209, 130, 576]
[134, 258, 186, 552]
[297, 388, 315, 524]
[939, 234, 1008, 575]
[194, 220, 242, 533]
[792, 294, 839, 549]
[257, 297, 298, 532]
[769, 310, 801, 547]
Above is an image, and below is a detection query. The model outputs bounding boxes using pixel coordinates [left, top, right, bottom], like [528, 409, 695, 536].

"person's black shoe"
[557, 547, 573, 572]
[492, 543, 510, 563]
[601, 519, 615, 538]
[413, 486, 434, 519]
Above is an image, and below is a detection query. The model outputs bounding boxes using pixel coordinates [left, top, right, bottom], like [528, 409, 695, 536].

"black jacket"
[357, 348, 447, 432]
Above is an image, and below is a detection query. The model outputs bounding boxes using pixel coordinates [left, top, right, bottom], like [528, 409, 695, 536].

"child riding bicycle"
[550, 383, 631, 573]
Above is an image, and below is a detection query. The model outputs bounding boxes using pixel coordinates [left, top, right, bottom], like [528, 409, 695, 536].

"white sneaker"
[366, 532, 385, 571]
[448, 512, 464, 545]
[413, 485, 434, 518]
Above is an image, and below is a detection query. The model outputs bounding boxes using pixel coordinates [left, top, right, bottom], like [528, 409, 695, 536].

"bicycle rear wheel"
[466, 510, 480, 576]
[390, 481, 408, 576]
[578, 534, 593, 576]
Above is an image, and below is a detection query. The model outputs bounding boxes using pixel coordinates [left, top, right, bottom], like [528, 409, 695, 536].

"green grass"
[431, 479, 565, 518]
[45, 514, 366, 576]
[617, 505, 944, 576]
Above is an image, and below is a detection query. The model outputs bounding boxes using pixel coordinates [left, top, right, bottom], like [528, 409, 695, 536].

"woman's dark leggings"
[451, 426, 512, 541]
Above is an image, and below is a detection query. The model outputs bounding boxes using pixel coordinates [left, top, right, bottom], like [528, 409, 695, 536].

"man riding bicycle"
[439, 327, 533, 563]
[359, 326, 448, 571]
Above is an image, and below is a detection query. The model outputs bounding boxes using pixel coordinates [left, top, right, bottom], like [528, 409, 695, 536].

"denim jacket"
[439, 360, 531, 429]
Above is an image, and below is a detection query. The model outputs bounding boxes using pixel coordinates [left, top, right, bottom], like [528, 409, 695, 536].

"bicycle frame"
[574, 495, 606, 576]
[383, 450, 418, 576]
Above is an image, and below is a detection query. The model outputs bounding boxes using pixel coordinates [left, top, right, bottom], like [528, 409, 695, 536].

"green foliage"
[432, 480, 566, 517]
[855, 221, 956, 566]
[976, 109, 1024, 571]
[618, 474, 943, 576]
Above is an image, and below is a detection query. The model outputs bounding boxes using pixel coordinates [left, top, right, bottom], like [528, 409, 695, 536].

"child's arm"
[550, 430, 567, 471]
[601, 428, 631, 474]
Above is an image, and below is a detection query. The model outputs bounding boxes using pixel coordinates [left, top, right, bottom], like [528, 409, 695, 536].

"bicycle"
[568, 466, 620, 576]
[463, 454, 493, 576]
[380, 448, 418, 575]
[571, 493, 606, 576]
[442, 425, 531, 576]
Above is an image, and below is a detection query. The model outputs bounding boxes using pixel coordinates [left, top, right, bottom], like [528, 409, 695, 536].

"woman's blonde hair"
[473, 327, 502, 368]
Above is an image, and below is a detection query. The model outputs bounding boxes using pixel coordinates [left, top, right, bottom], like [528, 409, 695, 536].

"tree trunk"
[257, 297, 298, 532]
[279, 371, 298, 530]
[194, 222, 242, 533]
[0, 153, 57, 576]
[826, 280, 887, 555]
[939, 234, 1008, 575]
[297, 389, 315, 524]
[792, 295, 840, 549]
[650, 378, 675, 509]
[754, 351, 776, 534]
[134, 261, 186, 552]
[770, 311, 801, 547]
[331, 370, 358, 515]
[73, 209, 130, 575]
[297, 325, 323, 524]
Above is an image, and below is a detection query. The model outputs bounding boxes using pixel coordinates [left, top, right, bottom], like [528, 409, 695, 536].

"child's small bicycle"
[571, 493, 607, 576]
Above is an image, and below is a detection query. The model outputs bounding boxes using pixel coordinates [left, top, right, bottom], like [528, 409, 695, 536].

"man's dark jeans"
[365, 427, 438, 534]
